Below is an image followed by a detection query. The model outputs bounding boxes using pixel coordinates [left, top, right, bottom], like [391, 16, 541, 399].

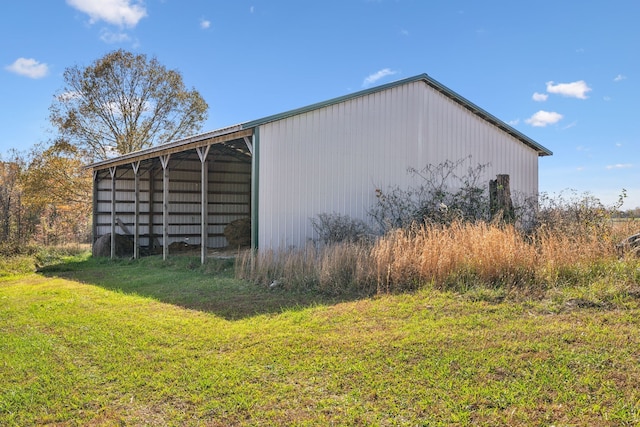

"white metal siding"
[258, 80, 539, 249]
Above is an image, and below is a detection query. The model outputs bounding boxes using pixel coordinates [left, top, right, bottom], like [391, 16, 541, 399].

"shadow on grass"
[38, 254, 367, 320]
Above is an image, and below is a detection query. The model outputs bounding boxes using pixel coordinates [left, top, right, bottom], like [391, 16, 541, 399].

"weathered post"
[490, 174, 514, 222]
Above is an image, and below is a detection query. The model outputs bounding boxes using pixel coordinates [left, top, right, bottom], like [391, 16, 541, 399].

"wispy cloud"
[250, 6, 255, 13]
[66, 0, 147, 28]
[614, 74, 627, 82]
[5, 57, 49, 79]
[606, 163, 633, 170]
[532, 92, 548, 102]
[200, 18, 211, 29]
[362, 68, 397, 87]
[508, 119, 520, 126]
[525, 110, 563, 127]
[100, 29, 130, 43]
[546, 80, 592, 99]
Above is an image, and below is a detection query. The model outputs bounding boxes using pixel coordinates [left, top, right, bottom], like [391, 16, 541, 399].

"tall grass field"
[2, 220, 640, 426]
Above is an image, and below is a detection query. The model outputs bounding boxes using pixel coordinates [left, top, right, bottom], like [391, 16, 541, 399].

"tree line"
[1, 50, 208, 252]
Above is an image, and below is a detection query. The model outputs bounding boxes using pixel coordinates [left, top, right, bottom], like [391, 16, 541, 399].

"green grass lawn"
[1, 254, 639, 426]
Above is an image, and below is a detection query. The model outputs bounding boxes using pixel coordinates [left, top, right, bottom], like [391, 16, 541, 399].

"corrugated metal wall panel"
[258, 80, 539, 249]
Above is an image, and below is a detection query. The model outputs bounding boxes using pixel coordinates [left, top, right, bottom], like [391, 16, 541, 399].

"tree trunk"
[490, 174, 514, 222]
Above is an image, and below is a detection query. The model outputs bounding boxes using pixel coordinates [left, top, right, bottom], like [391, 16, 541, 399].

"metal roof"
[88, 73, 551, 170]
[242, 73, 552, 156]
[87, 124, 251, 170]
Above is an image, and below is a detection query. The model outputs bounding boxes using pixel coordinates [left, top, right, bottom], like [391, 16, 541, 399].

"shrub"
[310, 212, 373, 245]
[369, 157, 490, 232]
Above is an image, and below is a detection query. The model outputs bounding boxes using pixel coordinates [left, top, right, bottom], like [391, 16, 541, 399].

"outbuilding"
[88, 73, 552, 261]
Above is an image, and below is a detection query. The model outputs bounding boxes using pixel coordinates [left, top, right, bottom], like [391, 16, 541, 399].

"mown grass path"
[1, 256, 639, 426]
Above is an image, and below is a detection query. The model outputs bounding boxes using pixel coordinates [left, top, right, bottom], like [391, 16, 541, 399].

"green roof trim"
[241, 73, 552, 157]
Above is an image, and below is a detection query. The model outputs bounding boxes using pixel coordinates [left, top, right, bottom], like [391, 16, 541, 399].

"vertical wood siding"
[258, 80, 539, 249]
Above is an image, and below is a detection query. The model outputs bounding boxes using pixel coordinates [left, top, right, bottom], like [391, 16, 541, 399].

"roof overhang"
[86, 125, 253, 171]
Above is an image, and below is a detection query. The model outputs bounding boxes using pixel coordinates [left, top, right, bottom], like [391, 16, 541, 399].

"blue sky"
[2, 0, 639, 208]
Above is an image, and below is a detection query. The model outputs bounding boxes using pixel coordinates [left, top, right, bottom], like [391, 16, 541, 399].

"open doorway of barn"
[90, 130, 253, 262]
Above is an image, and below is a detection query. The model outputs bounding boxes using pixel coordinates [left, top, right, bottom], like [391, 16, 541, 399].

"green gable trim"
[241, 73, 552, 157]
[250, 127, 260, 250]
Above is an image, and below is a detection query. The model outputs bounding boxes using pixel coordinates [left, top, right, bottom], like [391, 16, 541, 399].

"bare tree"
[49, 49, 208, 161]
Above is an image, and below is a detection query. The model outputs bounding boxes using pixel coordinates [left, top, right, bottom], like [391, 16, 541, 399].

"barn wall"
[94, 152, 251, 250]
[257, 80, 539, 249]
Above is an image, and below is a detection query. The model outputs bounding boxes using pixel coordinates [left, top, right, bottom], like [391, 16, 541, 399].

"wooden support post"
[160, 155, 170, 261]
[109, 166, 117, 259]
[132, 161, 140, 260]
[148, 166, 156, 252]
[196, 145, 211, 265]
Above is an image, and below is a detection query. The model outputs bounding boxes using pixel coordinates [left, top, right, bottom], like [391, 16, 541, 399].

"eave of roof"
[86, 124, 249, 170]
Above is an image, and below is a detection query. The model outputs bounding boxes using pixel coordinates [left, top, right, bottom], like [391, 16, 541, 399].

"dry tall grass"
[235, 220, 640, 296]
[235, 243, 376, 296]
[371, 222, 538, 292]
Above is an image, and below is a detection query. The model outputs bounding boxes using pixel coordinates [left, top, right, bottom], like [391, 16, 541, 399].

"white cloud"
[100, 29, 130, 43]
[362, 68, 397, 87]
[200, 19, 211, 29]
[532, 92, 548, 102]
[525, 110, 563, 127]
[606, 164, 633, 170]
[508, 119, 520, 126]
[66, 0, 147, 28]
[614, 74, 627, 82]
[5, 57, 49, 79]
[546, 80, 592, 99]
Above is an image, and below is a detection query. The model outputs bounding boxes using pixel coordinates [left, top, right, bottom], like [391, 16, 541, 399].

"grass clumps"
[0, 243, 90, 277]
